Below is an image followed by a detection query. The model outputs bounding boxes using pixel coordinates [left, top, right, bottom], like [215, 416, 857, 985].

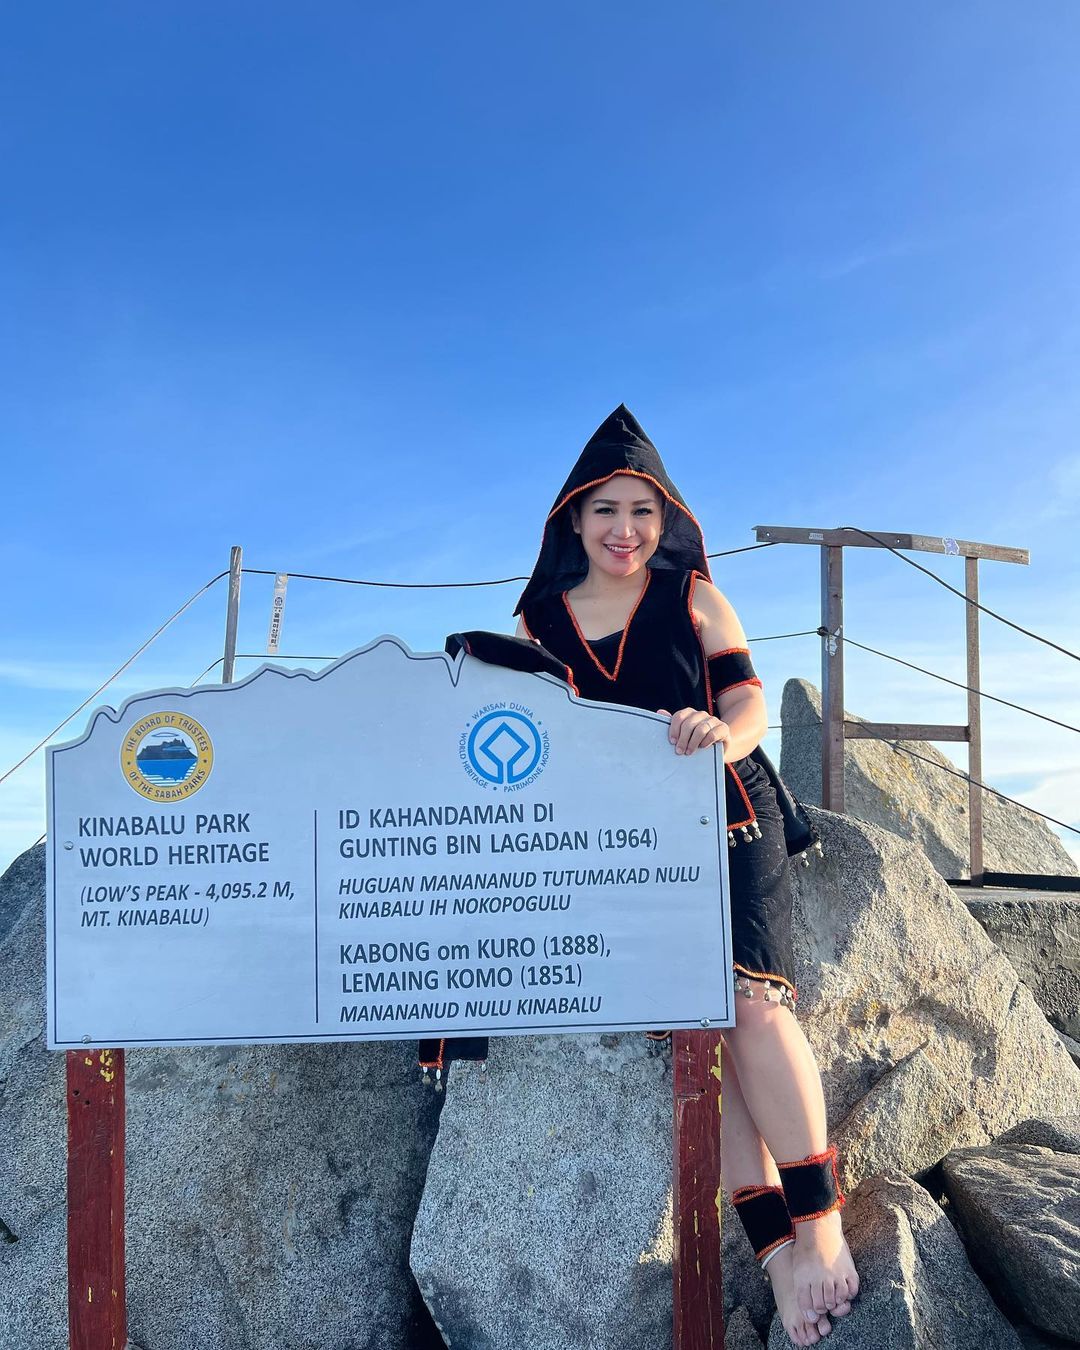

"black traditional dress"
[419, 405, 817, 1081]
[516, 404, 816, 1005]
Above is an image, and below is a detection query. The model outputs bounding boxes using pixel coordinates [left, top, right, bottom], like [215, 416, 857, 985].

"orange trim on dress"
[716, 677, 763, 697]
[418, 1038, 446, 1072]
[706, 645, 751, 659]
[688, 569, 713, 702]
[561, 570, 652, 683]
[734, 963, 797, 998]
[725, 763, 756, 831]
[690, 577, 756, 831]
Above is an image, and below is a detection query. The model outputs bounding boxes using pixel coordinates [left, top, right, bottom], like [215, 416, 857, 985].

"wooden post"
[966, 557, 985, 887]
[67, 1048, 127, 1350]
[820, 546, 845, 812]
[222, 546, 243, 685]
[673, 1030, 725, 1348]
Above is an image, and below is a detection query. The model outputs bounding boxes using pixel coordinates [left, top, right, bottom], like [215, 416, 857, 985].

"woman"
[513, 406, 859, 1347]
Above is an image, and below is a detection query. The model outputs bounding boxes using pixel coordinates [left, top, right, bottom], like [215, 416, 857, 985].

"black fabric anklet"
[731, 1184, 796, 1263]
[777, 1145, 845, 1222]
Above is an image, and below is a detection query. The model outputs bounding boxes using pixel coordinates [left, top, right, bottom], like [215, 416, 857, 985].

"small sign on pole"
[266, 573, 288, 655]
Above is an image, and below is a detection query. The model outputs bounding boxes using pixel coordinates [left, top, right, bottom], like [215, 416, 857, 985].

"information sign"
[46, 637, 733, 1048]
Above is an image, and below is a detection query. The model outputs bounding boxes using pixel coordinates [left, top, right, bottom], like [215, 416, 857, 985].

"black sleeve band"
[706, 648, 761, 697]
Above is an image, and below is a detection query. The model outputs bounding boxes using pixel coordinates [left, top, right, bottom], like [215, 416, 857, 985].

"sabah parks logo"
[120, 711, 214, 801]
[460, 703, 549, 791]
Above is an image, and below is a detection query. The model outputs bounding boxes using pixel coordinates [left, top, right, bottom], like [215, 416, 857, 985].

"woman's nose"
[612, 515, 634, 537]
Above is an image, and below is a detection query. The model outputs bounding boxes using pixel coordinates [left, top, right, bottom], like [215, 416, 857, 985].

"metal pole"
[222, 546, 243, 685]
[966, 558, 984, 887]
[820, 546, 845, 811]
[673, 1030, 725, 1348]
[67, 1049, 126, 1350]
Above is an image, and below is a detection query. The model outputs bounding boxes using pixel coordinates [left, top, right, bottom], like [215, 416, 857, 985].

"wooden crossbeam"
[844, 721, 970, 742]
[753, 526, 1028, 565]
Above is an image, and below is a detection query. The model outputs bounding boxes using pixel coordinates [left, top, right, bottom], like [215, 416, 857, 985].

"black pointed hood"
[514, 404, 710, 613]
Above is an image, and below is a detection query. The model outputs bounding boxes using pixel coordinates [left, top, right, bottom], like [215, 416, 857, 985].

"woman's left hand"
[660, 707, 733, 759]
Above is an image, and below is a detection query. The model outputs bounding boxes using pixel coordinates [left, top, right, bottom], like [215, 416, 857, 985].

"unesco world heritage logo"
[120, 711, 214, 802]
[460, 705, 550, 792]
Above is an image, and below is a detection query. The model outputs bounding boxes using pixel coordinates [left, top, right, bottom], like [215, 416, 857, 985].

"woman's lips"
[605, 543, 638, 556]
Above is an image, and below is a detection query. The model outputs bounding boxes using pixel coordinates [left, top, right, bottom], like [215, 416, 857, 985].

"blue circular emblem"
[466, 710, 544, 786]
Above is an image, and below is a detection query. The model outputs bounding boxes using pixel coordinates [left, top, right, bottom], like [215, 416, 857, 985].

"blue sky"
[3, 2, 1079, 873]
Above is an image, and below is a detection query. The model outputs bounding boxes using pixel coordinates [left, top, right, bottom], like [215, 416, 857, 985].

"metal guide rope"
[0, 571, 230, 790]
[839, 526, 1080, 663]
[842, 636, 1080, 736]
[237, 540, 778, 590]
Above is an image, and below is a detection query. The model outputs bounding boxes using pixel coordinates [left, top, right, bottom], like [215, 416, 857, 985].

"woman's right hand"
[658, 707, 733, 758]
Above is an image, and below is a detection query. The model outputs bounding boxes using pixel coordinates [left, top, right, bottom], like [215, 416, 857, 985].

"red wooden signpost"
[66, 1048, 127, 1350]
[673, 1030, 726, 1347]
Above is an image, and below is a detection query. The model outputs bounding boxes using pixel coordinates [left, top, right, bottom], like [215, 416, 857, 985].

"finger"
[686, 718, 717, 755]
[667, 708, 688, 744]
[676, 714, 703, 755]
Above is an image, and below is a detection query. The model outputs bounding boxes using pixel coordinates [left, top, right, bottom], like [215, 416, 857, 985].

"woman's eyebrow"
[589, 497, 658, 506]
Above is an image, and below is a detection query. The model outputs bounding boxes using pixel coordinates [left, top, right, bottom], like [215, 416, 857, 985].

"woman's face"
[571, 474, 664, 581]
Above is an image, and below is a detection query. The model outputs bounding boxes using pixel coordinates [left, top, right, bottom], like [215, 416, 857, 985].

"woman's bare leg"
[722, 998, 859, 1329]
[721, 1042, 833, 1346]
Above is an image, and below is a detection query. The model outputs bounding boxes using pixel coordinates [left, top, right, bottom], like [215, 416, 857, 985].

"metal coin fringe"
[735, 975, 796, 1010]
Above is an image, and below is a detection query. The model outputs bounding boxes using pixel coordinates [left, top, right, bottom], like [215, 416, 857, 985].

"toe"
[822, 1276, 837, 1311]
[815, 1312, 832, 1338]
[832, 1298, 852, 1317]
[811, 1279, 828, 1315]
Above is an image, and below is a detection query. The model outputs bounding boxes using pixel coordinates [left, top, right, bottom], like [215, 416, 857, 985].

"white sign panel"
[46, 638, 733, 1049]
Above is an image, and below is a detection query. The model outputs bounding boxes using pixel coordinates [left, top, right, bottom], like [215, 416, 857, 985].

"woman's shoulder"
[689, 575, 750, 652]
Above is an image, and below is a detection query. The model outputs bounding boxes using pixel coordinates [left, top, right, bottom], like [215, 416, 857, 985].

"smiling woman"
[511, 406, 860, 1348]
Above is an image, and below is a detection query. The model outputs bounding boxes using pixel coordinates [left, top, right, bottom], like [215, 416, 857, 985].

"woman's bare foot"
[764, 1243, 832, 1345]
[791, 1210, 859, 1327]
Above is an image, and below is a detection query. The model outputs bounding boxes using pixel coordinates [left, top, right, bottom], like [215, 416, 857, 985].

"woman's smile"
[571, 474, 663, 579]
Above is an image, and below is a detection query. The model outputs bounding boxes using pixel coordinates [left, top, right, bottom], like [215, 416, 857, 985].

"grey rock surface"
[780, 678, 1078, 881]
[1058, 1029, 1080, 1069]
[942, 1143, 1080, 1341]
[766, 1173, 1021, 1349]
[0, 844, 443, 1350]
[725, 1305, 765, 1350]
[994, 1115, 1080, 1155]
[965, 892, 1080, 1039]
[789, 808, 1080, 1168]
[1013, 1325, 1078, 1349]
[832, 1046, 989, 1189]
[410, 1033, 675, 1350]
